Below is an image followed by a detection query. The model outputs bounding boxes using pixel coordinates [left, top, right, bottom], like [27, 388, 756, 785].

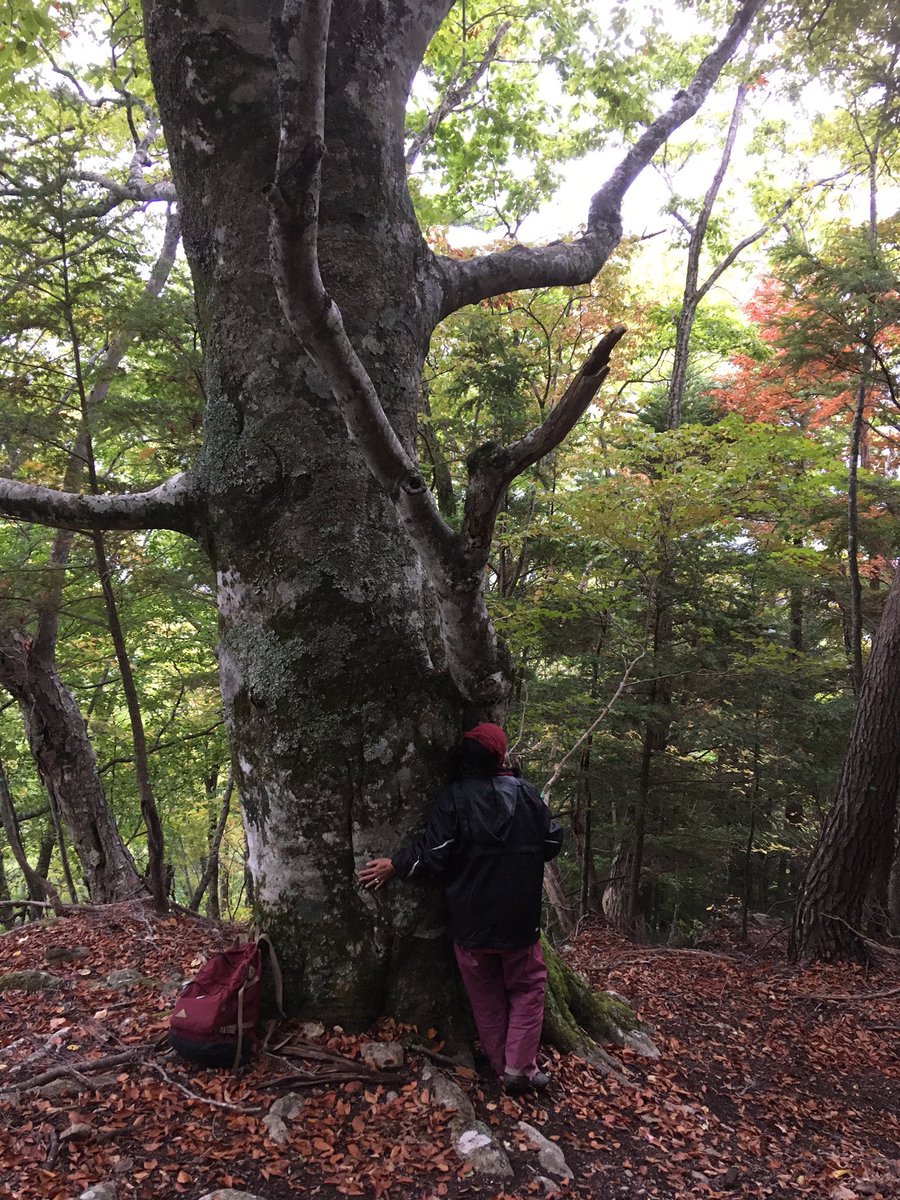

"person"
[358, 722, 563, 1091]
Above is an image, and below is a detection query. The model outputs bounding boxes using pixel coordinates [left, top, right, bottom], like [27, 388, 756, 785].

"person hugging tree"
[358, 723, 563, 1091]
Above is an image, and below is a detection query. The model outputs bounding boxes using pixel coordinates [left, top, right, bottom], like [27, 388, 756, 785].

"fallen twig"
[259, 1071, 405, 1091]
[2, 1049, 140, 1093]
[802, 985, 900, 1002]
[147, 1061, 262, 1113]
[275, 1042, 359, 1066]
[404, 1043, 472, 1071]
[43, 1128, 60, 1169]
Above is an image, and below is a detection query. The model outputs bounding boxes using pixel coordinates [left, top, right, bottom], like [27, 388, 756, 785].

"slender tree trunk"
[628, 583, 673, 934]
[665, 83, 748, 430]
[602, 843, 634, 930]
[90, 530, 168, 913]
[0, 845, 10, 928]
[544, 859, 577, 939]
[191, 770, 234, 915]
[790, 567, 900, 960]
[0, 632, 143, 901]
[206, 773, 222, 920]
[740, 729, 760, 941]
[0, 755, 65, 916]
[847, 368, 869, 692]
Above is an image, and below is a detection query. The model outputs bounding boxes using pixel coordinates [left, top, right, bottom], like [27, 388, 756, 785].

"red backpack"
[169, 933, 282, 1069]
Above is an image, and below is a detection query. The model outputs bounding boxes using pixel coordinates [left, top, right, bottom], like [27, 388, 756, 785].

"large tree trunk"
[145, 0, 468, 1029]
[790, 567, 900, 960]
[0, 631, 143, 902]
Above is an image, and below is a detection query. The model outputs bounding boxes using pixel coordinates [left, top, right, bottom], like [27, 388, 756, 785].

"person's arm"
[544, 813, 564, 862]
[392, 789, 459, 880]
[359, 789, 459, 889]
[521, 779, 563, 862]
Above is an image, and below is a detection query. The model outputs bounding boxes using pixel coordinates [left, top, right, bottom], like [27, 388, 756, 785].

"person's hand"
[358, 858, 396, 890]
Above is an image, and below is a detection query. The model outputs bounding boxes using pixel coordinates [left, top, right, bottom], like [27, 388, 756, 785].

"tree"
[790, 564, 900, 960]
[0, 0, 764, 1027]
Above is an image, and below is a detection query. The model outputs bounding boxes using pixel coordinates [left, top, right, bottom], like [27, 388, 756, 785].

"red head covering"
[462, 722, 508, 763]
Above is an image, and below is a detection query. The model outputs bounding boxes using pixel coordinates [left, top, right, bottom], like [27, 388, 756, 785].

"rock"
[62, 1123, 93, 1140]
[79, 1184, 118, 1200]
[360, 1041, 404, 1071]
[198, 1192, 268, 1200]
[33, 1071, 120, 1099]
[0, 970, 63, 993]
[298, 1020, 325, 1038]
[45, 946, 90, 963]
[105, 968, 153, 989]
[537, 1176, 561, 1197]
[750, 912, 784, 929]
[262, 1092, 304, 1145]
[424, 1066, 513, 1177]
[624, 1030, 660, 1060]
[456, 1130, 492, 1155]
[518, 1121, 574, 1180]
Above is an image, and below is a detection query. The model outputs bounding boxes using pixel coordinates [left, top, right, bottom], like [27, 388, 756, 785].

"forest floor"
[0, 904, 897, 1200]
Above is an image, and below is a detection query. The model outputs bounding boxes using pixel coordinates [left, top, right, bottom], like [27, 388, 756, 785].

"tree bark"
[790, 566, 900, 960]
[0, 632, 143, 902]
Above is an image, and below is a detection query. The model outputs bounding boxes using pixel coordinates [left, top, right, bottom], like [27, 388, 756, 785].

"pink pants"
[453, 941, 547, 1078]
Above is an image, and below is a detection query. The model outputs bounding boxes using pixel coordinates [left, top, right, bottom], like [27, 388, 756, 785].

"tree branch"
[459, 326, 626, 567]
[433, 0, 765, 319]
[0, 472, 199, 535]
[405, 20, 512, 168]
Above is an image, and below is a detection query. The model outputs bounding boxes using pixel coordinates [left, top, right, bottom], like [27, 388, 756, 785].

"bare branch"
[460, 326, 626, 567]
[0, 472, 199, 535]
[542, 647, 647, 801]
[70, 169, 177, 207]
[406, 20, 512, 168]
[433, 0, 765, 319]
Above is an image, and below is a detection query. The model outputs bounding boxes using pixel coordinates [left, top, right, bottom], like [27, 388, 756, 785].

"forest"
[0, 0, 898, 1195]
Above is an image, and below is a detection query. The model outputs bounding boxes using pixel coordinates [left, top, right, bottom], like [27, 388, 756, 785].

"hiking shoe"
[503, 1070, 551, 1092]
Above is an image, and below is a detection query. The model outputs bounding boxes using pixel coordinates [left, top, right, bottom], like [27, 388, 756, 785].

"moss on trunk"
[541, 936, 639, 1073]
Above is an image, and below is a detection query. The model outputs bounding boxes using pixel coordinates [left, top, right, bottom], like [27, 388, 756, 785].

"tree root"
[541, 937, 638, 1085]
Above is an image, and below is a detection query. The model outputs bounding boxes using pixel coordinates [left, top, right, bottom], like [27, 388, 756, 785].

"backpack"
[168, 932, 282, 1069]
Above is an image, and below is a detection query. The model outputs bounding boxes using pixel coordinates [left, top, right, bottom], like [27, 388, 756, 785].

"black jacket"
[391, 774, 563, 949]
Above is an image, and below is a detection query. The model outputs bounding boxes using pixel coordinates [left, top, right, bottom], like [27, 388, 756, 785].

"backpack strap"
[256, 933, 284, 1017]
[232, 981, 246, 1073]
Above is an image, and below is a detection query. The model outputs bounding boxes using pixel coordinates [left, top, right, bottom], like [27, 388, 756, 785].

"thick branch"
[405, 21, 512, 168]
[71, 170, 177, 206]
[459, 327, 626, 566]
[433, 0, 765, 319]
[0, 472, 199, 535]
[267, 8, 456, 561]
